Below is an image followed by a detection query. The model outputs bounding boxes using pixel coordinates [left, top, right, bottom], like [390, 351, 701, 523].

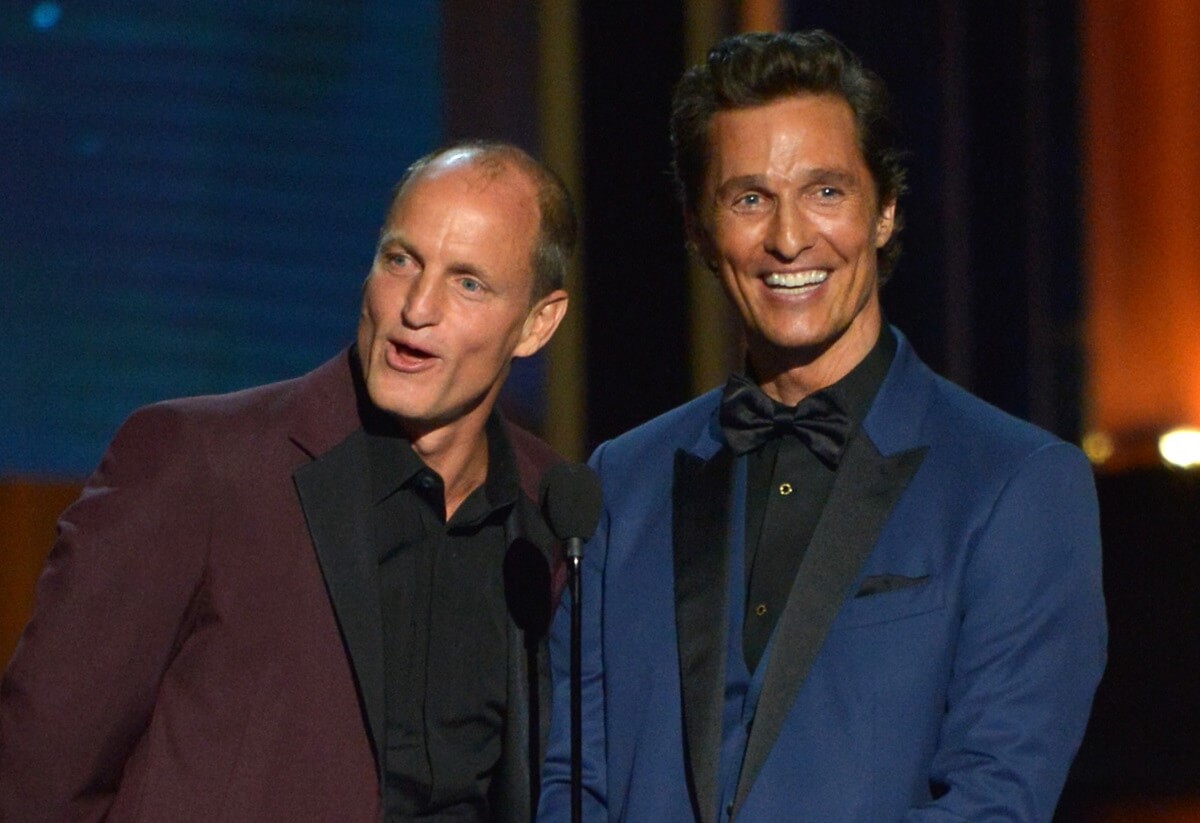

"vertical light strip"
[1083, 0, 1200, 468]
[0, 481, 81, 669]
[684, 0, 736, 396]
[738, 0, 783, 32]
[538, 0, 586, 460]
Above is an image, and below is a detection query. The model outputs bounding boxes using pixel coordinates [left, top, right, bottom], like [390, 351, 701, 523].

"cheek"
[446, 313, 505, 360]
[360, 279, 381, 316]
[357, 294, 380, 339]
[356, 307, 372, 335]
[361, 278, 406, 325]
[715, 265, 743, 296]
[712, 219, 757, 258]
[824, 219, 873, 258]
[357, 281, 395, 344]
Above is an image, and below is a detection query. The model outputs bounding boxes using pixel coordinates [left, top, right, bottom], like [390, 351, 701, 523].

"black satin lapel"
[673, 447, 734, 823]
[293, 429, 385, 770]
[732, 435, 927, 812]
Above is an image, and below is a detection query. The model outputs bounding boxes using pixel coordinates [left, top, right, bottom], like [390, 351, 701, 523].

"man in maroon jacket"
[0, 141, 574, 823]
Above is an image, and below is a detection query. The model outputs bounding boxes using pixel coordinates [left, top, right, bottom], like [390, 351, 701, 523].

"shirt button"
[778, 482, 793, 495]
[755, 603, 767, 617]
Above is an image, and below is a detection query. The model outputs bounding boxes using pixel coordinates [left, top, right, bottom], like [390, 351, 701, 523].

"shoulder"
[588, 390, 721, 483]
[924, 371, 1081, 474]
[503, 419, 561, 470]
[502, 418, 564, 503]
[871, 331, 1096, 528]
[103, 349, 356, 475]
[881, 330, 1080, 469]
[154, 349, 351, 427]
[609, 389, 720, 451]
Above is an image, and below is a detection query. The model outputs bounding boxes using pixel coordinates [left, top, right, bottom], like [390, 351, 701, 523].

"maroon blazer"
[0, 349, 563, 823]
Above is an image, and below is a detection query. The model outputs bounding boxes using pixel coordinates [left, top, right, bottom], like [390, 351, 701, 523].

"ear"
[874, 198, 897, 248]
[684, 211, 718, 272]
[513, 290, 569, 359]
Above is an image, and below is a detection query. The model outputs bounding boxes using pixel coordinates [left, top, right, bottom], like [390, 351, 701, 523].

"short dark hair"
[390, 140, 577, 300]
[671, 30, 907, 278]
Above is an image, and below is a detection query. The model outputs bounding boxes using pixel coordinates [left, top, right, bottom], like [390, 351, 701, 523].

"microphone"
[539, 462, 602, 560]
[539, 461, 601, 823]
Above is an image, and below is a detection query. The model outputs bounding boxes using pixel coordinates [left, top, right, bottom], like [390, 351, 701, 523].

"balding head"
[389, 141, 577, 302]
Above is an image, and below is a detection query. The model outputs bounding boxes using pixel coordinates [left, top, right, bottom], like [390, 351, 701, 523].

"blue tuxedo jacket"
[539, 329, 1105, 822]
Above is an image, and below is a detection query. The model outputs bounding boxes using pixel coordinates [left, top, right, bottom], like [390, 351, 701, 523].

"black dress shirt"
[369, 414, 519, 822]
[742, 328, 897, 672]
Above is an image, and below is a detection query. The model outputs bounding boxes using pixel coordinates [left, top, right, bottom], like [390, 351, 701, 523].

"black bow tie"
[718, 373, 852, 467]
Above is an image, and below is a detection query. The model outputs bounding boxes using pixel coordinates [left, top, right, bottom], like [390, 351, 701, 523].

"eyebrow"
[714, 167, 861, 199]
[713, 174, 767, 200]
[376, 231, 423, 265]
[376, 231, 490, 281]
[805, 168, 860, 188]
[376, 230, 409, 254]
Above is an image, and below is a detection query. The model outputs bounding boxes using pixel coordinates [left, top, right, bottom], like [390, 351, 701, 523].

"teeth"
[764, 270, 828, 288]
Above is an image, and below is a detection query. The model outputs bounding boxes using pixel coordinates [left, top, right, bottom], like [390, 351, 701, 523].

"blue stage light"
[30, 2, 62, 31]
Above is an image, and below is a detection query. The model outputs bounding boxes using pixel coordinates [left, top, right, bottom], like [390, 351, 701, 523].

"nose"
[765, 200, 812, 261]
[401, 271, 442, 328]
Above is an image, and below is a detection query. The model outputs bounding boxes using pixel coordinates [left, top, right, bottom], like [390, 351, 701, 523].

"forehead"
[704, 94, 869, 187]
[387, 158, 540, 239]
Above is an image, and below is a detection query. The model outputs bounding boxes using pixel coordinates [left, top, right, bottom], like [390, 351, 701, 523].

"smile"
[763, 270, 829, 289]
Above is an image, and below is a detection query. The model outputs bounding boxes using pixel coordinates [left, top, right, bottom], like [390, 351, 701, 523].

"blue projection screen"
[1, 1, 442, 477]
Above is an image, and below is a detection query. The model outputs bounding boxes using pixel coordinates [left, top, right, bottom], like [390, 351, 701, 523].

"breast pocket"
[832, 573, 945, 630]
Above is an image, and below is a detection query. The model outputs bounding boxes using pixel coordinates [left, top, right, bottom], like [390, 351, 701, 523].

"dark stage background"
[1, 1, 441, 477]
[3, 1, 1198, 819]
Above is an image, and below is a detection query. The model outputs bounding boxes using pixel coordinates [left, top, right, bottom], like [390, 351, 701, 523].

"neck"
[405, 409, 493, 520]
[750, 314, 882, 407]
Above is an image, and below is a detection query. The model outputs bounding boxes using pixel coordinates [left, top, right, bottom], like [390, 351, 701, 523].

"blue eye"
[732, 191, 768, 212]
[460, 277, 483, 292]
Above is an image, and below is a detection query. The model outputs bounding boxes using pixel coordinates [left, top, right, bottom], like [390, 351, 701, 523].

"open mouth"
[764, 270, 829, 289]
[386, 339, 437, 370]
[395, 341, 433, 358]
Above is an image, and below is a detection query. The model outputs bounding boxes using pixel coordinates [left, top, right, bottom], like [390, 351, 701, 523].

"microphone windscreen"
[539, 462, 602, 542]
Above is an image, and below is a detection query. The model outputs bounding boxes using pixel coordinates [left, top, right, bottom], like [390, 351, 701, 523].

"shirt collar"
[824, 323, 896, 428]
[365, 410, 521, 527]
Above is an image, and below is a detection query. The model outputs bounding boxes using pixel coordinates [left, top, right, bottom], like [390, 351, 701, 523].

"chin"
[364, 381, 412, 418]
[757, 325, 832, 350]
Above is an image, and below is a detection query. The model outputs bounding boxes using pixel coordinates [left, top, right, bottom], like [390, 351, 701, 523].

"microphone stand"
[566, 537, 584, 823]
[538, 461, 600, 823]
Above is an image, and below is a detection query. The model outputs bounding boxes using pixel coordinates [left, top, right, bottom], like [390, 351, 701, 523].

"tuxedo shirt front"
[723, 329, 896, 819]
[740, 327, 896, 671]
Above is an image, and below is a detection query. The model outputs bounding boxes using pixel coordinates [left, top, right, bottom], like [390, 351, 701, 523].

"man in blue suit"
[539, 30, 1105, 822]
